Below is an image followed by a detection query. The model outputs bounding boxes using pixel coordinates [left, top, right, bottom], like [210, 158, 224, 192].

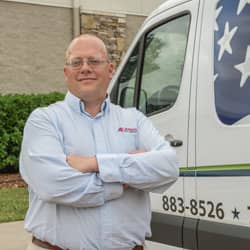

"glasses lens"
[70, 57, 82, 68]
[88, 58, 102, 66]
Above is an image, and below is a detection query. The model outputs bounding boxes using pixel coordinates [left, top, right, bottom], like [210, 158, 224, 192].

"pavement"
[0, 221, 31, 250]
[0, 221, 180, 250]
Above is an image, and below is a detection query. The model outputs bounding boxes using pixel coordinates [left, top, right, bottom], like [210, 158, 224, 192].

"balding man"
[20, 34, 179, 250]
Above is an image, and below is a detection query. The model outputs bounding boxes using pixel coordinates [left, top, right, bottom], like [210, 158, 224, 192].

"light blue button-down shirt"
[20, 91, 178, 250]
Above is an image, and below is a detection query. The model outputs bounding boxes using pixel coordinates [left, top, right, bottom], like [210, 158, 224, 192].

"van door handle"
[165, 134, 183, 147]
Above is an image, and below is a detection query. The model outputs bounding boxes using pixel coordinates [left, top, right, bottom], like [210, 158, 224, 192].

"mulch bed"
[0, 173, 27, 188]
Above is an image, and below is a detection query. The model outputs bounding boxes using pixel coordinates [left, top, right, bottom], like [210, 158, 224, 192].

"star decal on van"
[217, 22, 238, 61]
[232, 207, 240, 219]
[237, 0, 250, 15]
[214, 0, 250, 125]
[234, 45, 250, 87]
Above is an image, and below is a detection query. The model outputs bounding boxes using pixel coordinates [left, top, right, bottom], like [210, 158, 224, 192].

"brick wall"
[0, 1, 72, 94]
[81, 12, 145, 67]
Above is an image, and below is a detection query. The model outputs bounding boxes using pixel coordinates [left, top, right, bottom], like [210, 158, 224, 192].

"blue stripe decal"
[180, 169, 250, 177]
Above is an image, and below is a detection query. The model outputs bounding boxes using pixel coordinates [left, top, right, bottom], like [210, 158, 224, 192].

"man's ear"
[64, 66, 68, 82]
[108, 63, 115, 79]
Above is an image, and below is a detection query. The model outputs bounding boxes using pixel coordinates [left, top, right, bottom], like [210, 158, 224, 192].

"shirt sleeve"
[96, 110, 179, 193]
[20, 108, 123, 208]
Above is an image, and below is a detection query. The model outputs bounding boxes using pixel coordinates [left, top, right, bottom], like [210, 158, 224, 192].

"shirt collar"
[65, 91, 110, 118]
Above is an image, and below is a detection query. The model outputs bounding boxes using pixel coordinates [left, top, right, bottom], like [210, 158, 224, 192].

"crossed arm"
[66, 149, 146, 174]
[20, 108, 178, 208]
[66, 149, 146, 189]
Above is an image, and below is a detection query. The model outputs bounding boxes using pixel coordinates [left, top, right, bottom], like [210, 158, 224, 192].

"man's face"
[64, 36, 114, 102]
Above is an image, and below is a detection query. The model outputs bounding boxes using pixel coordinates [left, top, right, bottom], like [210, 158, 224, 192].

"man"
[20, 34, 179, 250]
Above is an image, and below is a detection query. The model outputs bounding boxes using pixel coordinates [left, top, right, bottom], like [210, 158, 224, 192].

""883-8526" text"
[162, 195, 225, 220]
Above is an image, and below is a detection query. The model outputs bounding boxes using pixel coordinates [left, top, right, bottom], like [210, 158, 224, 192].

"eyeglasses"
[66, 57, 109, 69]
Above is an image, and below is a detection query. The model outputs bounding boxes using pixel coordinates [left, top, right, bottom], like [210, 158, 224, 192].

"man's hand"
[66, 155, 98, 173]
[129, 149, 146, 154]
[123, 183, 129, 190]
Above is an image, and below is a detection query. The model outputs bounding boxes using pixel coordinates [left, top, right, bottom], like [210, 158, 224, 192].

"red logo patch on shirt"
[118, 127, 137, 133]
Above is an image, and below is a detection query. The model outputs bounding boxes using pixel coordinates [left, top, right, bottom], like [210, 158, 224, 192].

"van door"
[110, 0, 200, 249]
[195, 0, 250, 249]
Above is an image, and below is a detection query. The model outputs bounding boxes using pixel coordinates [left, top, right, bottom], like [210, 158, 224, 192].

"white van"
[108, 0, 250, 249]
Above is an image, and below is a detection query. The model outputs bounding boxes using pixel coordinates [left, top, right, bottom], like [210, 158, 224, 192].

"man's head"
[64, 34, 114, 103]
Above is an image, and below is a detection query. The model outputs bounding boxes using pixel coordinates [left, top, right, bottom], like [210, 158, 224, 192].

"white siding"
[2, 0, 72, 8]
[80, 0, 166, 16]
[3, 0, 167, 15]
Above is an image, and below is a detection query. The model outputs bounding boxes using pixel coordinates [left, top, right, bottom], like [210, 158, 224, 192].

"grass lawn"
[0, 187, 28, 223]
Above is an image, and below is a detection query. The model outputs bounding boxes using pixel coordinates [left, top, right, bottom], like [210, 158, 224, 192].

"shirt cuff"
[104, 182, 123, 201]
[96, 153, 125, 183]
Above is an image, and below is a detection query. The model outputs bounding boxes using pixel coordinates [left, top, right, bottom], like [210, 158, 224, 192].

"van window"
[139, 14, 190, 114]
[111, 14, 190, 113]
[113, 45, 139, 108]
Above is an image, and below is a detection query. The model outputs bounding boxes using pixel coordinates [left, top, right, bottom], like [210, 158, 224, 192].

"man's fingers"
[123, 184, 129, 190]
[129, 149, 146, 154]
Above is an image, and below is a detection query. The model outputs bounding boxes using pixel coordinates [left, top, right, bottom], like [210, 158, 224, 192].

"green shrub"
[0, 92, 65, 172]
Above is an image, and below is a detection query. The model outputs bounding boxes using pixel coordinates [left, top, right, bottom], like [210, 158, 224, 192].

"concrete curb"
[0, 221, 31, 250]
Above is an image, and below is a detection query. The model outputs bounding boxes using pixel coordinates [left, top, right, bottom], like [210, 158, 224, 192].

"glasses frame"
[66, 57, 109, 69]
